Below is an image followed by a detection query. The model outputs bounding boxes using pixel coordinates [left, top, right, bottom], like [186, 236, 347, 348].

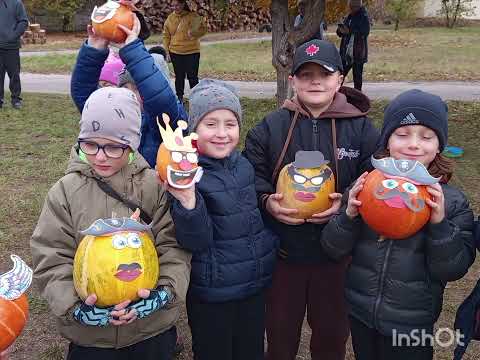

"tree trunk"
[271, 0, 325, 107]
[394, 18, 399, 31]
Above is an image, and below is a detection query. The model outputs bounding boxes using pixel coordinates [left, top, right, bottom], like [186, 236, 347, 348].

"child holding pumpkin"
[71, 12, 187, 169]
[321, 89, 476, 360]
[30, 87, 191, 360]
[165, 79, 278, 360]
[242, 39, 379, 360]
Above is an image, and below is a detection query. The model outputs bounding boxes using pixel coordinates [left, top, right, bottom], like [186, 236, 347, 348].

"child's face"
[195, 109, 240, 159]
[387, 125, 440, 167]
[82, 137, 131, 178]
[290, 63, 342, 111]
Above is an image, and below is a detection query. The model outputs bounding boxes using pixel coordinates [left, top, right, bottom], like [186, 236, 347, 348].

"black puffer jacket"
[321, 184, 476, 335]
[243, 87, 379, 263]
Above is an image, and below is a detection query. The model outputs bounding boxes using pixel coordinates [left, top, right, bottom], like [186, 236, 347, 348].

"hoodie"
[243, 87, 380, 263]
[0, 0, 28, 49]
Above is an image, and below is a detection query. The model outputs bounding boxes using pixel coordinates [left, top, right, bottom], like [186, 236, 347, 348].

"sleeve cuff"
[336, 210, 361, 231]
[427, 218, 453, 240]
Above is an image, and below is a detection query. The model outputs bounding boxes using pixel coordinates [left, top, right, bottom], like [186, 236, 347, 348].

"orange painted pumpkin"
[91, 1, 134, 43]
[0, 294, 29, 352]
[156, 114, 203, 189]
[358, 169, 432, 239]
[276, 151, 335, 219]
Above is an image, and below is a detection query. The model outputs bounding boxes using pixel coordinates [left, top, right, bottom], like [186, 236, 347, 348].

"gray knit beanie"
[78, 87, 142, 150]
[188, 79, 242, 131]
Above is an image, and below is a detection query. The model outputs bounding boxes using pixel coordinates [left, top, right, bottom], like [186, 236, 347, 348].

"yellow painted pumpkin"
[73, 218, 159, 308]
[276, 151, 335, 219]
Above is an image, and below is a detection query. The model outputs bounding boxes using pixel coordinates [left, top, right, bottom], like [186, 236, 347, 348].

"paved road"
[8, 73, 480, 101]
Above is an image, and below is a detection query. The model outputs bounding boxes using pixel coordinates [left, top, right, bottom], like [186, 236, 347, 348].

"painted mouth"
[115, 263, 142, 282]
[384, 195, 406, 209]
[167, 165, 203, 189]
[294, 191, 316, 202]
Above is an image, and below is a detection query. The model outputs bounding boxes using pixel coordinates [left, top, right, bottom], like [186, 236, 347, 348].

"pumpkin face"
[358, 169, 432, 239]
[156, 114, 203, 189]
[91, 1, 134, 43]
[276, 151, 335, 219]
[0, 294, 29, 352]
[73, 225, 159, 307]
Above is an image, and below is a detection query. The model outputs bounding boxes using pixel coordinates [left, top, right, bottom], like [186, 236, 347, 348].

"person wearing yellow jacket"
[163, 0, 207, 101]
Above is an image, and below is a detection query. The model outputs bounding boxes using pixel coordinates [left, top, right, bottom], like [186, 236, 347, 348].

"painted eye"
[171, 151, 183, 163]
[112, 235, 128, 250]
[382, 179, 399, 189]
[402, 182, 418, 194]
[127, 233, 142, 249]
[310, 176, 324, 186]
[293, 174, 307, 184]
[186, 152, 198, 164]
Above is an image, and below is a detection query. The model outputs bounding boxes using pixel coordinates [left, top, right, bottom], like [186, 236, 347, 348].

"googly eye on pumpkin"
[186, 152, 198, 164]
[382, 179, 399, 189]
[310, 176, 325, 186]
[112, 234, 128, 250]
[402, 182, 418, 194]
[171, 151, 183, 163]
[127, 233, 142, 249]
[293, 174, 307, 184]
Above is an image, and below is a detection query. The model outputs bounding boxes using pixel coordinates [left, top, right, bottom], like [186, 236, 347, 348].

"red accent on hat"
[305, 44, 319, 56]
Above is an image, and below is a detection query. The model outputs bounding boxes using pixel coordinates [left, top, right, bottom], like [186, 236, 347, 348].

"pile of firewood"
[138, 0, 271, 33]
[21, 23, 47, 45]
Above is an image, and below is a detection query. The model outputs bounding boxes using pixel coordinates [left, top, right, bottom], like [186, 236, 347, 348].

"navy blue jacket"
[171, 151, 279, 302]
[70, 39, 188, 168]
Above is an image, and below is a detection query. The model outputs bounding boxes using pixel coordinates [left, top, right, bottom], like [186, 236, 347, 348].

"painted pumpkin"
[156, 114, 203, 189]
[276, 151, 335, 219]
[73, 218, 159, 308]
[358, 157, 439, 239]
[0, 255, 32, 352]
[91, 1, 134, 43]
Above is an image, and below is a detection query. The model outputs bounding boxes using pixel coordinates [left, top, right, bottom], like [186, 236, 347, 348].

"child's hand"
[306, 193, 342, 224]
[73, 294, 113, 327]
[87, 24, 109, 49]
[127, 287, 171, 321]
[426, 183, 445, 224]
[266, 193, 305, 225]
[117, 13, 141, 47]
[163, 180, 196, 210]
[0, 349, 10, 360]
[109, 299, 133, 326]
[346, 172, 368, 219]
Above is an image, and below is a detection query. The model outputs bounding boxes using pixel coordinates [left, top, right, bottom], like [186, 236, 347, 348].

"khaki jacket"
[30, 148, 191, 348]
[163, 10, 207, 55]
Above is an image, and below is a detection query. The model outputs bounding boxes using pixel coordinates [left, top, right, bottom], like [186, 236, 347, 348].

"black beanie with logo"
[380, 89, 448, 151]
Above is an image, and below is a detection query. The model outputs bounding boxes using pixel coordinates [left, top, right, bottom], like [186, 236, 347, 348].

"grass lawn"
[20, 26, 480, 82]
[1, 93, 479, 359]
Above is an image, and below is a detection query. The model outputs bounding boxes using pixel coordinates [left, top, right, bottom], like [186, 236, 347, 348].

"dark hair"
[176, 0, 191, 11]
[148, 46, 167, 58]
[374, 149, 454, 184]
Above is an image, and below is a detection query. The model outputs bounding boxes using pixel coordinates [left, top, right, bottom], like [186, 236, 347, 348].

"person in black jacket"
[167, 79, 278, 360]
[243, 39, 379, 360]
[321, 89, 476, 360]
[337, 0, 370, 91]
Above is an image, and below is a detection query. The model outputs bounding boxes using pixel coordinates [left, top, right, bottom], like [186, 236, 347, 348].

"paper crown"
[157, 114, 198, 153]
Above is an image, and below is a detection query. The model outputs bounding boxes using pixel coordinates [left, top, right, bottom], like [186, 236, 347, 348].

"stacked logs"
[138, 0, 271, 33]
[21, 23, 47, 45]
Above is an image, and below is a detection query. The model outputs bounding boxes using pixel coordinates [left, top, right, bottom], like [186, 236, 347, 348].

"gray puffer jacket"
[321, 183, 476, 336]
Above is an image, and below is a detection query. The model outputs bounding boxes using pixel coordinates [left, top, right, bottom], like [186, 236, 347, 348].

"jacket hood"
[65, 146, 150, 179]
[282, 86, 370, 119]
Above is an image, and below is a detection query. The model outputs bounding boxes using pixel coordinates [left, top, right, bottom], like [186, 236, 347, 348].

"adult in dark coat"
[337, 0, 370, 91]
[0, 0, 28, 109]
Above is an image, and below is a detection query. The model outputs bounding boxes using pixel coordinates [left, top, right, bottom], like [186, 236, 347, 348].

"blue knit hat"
[381, 89, 448, 151]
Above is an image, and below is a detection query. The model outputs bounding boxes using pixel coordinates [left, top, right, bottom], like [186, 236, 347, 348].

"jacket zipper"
[312, 119, 319, 150]
[373, 239, 393, 329]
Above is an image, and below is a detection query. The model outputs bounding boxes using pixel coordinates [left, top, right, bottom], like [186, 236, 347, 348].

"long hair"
[374, 149, 454, 184]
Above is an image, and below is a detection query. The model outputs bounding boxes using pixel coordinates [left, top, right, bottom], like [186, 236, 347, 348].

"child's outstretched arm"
[30, 182, 80, 321]
[321, 172, 368, 260]
[425, 185, 476, 282]
[70, 25, 110, 113]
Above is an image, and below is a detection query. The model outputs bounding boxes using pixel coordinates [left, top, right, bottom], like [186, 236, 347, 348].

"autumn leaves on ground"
[0, 95, 479, 359]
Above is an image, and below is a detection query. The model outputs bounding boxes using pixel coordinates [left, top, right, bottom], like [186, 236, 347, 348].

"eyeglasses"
[78, 140, 129, 159]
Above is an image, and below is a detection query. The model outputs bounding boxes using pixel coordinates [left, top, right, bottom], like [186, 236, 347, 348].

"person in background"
[0, 0, 28, 109]
[336, 0, 370, 91]
[163, 0, 207, 102]
[294, 0, 326, 41]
